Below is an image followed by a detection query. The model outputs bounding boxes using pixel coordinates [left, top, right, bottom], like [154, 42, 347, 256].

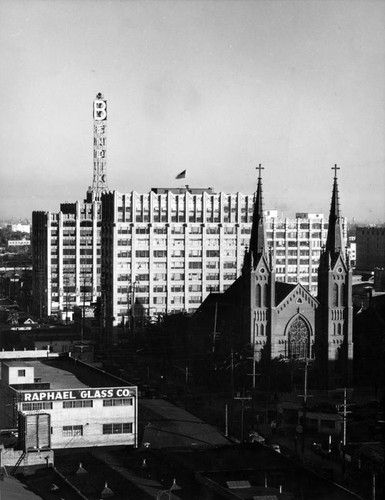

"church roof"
[275, 282, 296, 304]
[275, 282, 319, 310]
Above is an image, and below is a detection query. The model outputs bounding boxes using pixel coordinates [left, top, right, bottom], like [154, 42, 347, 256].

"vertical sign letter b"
[94, 100, 107, 121]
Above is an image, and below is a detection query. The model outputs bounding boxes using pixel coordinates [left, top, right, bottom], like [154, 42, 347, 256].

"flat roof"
[4, 356, 134, 391]
[139, 399, 230, 449]
[5, 359, 88, 390]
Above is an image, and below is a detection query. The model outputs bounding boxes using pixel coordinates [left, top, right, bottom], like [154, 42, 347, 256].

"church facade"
[195, 166, 353, 388]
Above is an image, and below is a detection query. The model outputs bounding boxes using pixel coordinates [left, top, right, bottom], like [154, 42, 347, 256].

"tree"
[7, 309, 19, 325]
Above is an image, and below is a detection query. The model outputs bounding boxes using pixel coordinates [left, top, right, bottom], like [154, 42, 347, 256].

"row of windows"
[22, 402, 53, 411]
[118, 215, 250, 223]
[40, 417, 126, 442]
[103, 398, 133, 407]
[63, 400, 93, 408]
[102, 423, 133, 434]
[22, 399, 132, 411]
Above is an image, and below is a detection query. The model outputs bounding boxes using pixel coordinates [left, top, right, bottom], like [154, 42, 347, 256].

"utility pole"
[336, 387, 353, 468]
[247, 329, 258, 390]
[247, 346, 261, 430]
[298, 358, 312, 454]
[80, 273, 85, 343]
[230, 349, 235, 397]
[234, 390, 252, 442]
[212, 301, 218, 353]
[225, 403, 229, 437]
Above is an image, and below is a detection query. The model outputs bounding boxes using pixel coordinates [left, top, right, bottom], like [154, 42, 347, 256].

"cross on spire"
[332, 164, 340, 178]
[256, 163, 264, 179]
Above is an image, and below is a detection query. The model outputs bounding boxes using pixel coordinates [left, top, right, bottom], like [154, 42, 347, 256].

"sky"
[0, 0, 384, 223]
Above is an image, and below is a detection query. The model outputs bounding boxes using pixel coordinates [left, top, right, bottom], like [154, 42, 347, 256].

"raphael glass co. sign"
[18, 387, 136, 402]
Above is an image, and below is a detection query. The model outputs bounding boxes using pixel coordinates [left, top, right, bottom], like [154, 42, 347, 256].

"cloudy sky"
[1, 0, 384, 222]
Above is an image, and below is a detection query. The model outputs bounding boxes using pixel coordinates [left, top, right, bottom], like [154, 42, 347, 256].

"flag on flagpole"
[175, 169, 186, 179]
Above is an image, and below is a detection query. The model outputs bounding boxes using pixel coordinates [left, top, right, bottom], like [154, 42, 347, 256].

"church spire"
[325, 165, 345, 264]
[249, 164, 268, 267]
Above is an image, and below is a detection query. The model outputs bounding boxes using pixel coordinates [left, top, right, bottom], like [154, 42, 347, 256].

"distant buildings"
[7, 239, 30, 247]
[347, 236, 356, 268]
[7, 223, 31, 234]
[355, 225, 385, 272]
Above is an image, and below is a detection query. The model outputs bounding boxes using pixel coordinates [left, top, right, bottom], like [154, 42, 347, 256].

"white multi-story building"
[32, 186, 346, 323]
[101, 188, 346, 326]
[8, 239, 30, 246]
[8, 223, 31, 233]
[32, 198, 101, 319]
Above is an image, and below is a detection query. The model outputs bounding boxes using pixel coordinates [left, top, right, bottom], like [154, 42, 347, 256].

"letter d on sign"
[94, 100, 107, 121]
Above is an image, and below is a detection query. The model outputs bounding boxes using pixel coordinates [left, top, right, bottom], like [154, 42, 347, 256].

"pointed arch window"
[260, 323, 265, 337]
[255, 284, 261, 307]
[262, 285, 267, 307]
[332, 283, 338, 307]
[288, 317, 310, 359]
[340, 284, 345, 307]
[338, 323, 342, 336]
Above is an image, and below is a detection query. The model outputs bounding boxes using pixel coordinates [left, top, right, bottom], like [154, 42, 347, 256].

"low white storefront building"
[0, 354, 138, 450]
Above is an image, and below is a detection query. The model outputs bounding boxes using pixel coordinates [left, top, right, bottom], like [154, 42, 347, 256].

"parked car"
[249, 431, 265, 443]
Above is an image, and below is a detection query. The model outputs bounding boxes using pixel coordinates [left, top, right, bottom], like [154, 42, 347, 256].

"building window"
[136, 250, 149, 258]
[62, 425, 83, 437]
[154, 250, 167, 258]
[22, 402, 53, 411]
[102, 423, 133, 434]
[255, 284, 261, 307]
[63, 400, 93, 409]
[288, 317, 309, 359]
[103, 398, 133, 407]
[189, 262, 202, 269]
[18, 370, 26, 377]
[332, 283, 338, 307]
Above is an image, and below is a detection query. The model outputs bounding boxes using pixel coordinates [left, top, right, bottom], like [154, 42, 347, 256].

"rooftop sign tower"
[92, 93, 108, 200]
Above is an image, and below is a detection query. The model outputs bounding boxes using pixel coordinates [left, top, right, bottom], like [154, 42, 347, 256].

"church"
[194, 166, 353, 389]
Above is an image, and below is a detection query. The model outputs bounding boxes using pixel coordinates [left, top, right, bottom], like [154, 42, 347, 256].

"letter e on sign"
[94, 100, 107, 121]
